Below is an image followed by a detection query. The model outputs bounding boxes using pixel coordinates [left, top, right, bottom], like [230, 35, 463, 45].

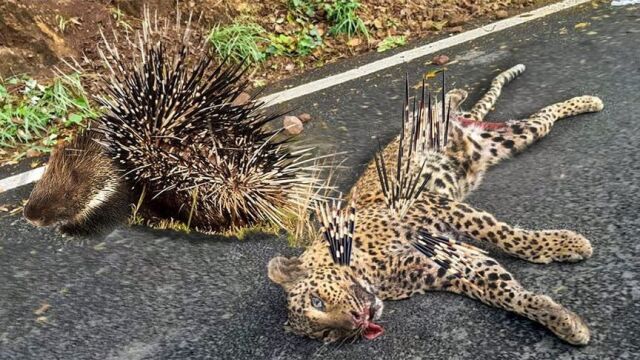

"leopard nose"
[351, 308, 370, 323]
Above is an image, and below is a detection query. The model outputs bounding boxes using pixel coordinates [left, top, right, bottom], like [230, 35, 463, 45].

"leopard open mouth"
[362, 321, 384, 340]
[357, 304, 384, 340]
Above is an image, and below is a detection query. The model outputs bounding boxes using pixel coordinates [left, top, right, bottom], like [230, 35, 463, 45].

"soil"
[1, 0, 554, 83]
[0, 0, 555, 164]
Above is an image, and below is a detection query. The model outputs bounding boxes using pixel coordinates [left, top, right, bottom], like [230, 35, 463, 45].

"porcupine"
[23, 12, 321, 235]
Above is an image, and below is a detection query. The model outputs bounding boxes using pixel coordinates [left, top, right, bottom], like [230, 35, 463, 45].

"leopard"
[268, 64, 604, 346]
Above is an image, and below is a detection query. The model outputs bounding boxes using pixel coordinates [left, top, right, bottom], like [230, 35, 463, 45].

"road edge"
[0, 0, 592, 194]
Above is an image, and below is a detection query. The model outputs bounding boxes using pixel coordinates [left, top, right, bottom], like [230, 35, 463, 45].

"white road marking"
[0, 167, 45, 193]
[258, 0, 592, 106]
[0, 0, 591, 194]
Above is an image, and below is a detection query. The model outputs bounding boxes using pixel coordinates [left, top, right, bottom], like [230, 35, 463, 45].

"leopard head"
[268, 255, 384, 343]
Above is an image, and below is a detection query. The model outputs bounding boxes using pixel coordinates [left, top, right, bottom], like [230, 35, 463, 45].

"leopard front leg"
[405, 236, 590, 345]
[409, 195, 593, 264]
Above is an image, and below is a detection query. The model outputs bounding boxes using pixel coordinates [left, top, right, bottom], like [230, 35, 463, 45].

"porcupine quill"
[90, 8, 328, 232]
[315, 194, 356, 266]
[374, 73, 452, 218]
[412, 229, 488, 281]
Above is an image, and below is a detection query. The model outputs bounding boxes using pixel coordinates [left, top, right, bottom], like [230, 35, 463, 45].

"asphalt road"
[1, 2, 639, 359]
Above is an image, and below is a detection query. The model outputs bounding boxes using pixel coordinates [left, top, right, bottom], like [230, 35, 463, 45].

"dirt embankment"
[0, 0, 547, 83]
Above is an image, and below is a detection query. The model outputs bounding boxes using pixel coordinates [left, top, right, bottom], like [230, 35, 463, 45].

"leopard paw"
[574, 95, 604, 113]
[528, 230, 593, 264]
[445, 89, 468, 111]
[540, 297, 590, 346]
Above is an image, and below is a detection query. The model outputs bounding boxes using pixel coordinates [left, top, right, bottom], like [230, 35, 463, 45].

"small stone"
[34, 303, 50, 315]
[447, 26, 463, 33]
[496, 10, 509, 19]
[298, 113, 312, 123]
[25, 148, 41, 158]
[283, 116, 303, 135]
[232, 92, 251, 106]
[432, 54, 450, 65]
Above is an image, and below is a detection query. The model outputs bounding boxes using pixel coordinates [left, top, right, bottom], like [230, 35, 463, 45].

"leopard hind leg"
[470, 95, 604, 167]
[462, 64, 526, 121]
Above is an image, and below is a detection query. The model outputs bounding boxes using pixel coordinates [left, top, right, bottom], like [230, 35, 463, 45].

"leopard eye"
[311, 296, 325, 311]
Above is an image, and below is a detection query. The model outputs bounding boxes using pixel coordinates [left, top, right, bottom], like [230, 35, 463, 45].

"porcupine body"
[24, 14, 320, 235]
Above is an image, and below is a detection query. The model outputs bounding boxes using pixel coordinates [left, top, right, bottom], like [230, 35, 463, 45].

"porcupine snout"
[23, 197, 55, 227]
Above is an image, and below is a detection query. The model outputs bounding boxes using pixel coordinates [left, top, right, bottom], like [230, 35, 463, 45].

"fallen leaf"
[26, 149, 41, 158]
[34, 303, 50, 315]
[252, 79, 267, 88]
[425, 69, 442, 79]
[431, 20, 448, 31]
[574, 22, 590, 29]
[496, 10, 509, 19]
[421, 20, 434, 30]
[347, 38, 362, 47]
[373, 19, 383, 29]
[448, 15, 467, 26]
[36, 316, 48, 323]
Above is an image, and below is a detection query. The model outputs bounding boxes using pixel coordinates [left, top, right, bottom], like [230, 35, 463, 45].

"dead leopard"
[268, 64, 603, 345]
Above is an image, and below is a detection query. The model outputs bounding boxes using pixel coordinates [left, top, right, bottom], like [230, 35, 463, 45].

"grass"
[208, 22, 268, 64]
[324, 0, 369, 38]
[207, 1, 369, 65]
[377, 35, 406, 52]
[110, 6, 133, 31]
[55, 15, 81, 34]
[0, 74, 99, 157]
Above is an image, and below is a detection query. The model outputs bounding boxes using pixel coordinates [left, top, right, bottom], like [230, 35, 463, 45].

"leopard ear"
[267, 256, 306, 291]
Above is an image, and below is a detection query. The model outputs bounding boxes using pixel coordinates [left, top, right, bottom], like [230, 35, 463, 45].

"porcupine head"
[23, 130, 131, 236]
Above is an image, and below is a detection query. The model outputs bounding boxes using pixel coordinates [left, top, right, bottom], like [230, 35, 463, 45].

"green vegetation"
[55, 15, 81, 34]
[267, 26, 323, 57]
[208, 22, 268, 64]
[0, 74, 99, 153]
[377, 35, 406, 52]
[209, 1, 368, 64]
[110, 6, 133, 31]
[288, 0, 317, 18]
[324, 0, 368, 38]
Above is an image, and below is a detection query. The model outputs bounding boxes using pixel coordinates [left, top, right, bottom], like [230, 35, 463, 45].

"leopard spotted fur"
[268, 64, 603, 345]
